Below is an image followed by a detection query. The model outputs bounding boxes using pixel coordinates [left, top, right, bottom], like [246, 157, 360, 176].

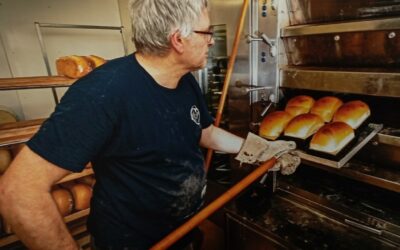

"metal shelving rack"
[34, 22, 128, 103]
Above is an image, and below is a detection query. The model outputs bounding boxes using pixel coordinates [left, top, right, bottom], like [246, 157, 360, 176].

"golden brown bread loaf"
[69, 183, 92, 210]
[284, 113, 325, 139]
[310, 96, 343, 122]
[56, 55, 106, 79]
[0, 106, 17, 125]
[285, 95, 315, 117]
[259, 111, 292, 140]
[333, 100, 370, 129]
[310, 122, 355, 155]
[51, 188, 73, 216]
[84, 55, 107, 68]
[56, 55, 92, 79]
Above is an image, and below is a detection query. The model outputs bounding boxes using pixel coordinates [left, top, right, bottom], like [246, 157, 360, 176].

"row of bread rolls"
[56, 55, 106, 79]
[285, 95, 371, 128]
[259, 95, 370, 155]
[51, 176, 95, 217]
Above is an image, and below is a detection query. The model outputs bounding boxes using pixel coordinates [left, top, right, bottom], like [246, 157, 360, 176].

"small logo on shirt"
[190, 105, 200, 125]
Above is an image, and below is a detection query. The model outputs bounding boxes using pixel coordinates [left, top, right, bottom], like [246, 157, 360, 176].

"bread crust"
[259, 111, 292, 140]
[310, 121, 355, 155]
[69, 183, 92, 210]
[310, 96, 343, 122]
[56, 55, 92, 79]
[285, 95, 315, 116]
[51, 188, 73, 216]
[333, 100, 370, 129]
[85, 55, 106, 68]
[284, 113, 324, 139]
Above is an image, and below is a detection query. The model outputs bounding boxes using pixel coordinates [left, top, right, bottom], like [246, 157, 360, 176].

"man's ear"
[170, 31, 185, 54]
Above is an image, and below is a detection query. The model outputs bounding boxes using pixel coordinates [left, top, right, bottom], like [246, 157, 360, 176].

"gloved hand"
[235, 132, 297, 165]
[269, 152, 301, 175]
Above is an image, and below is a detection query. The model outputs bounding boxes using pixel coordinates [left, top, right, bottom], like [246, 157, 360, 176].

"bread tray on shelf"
[295, 123, 383, 168]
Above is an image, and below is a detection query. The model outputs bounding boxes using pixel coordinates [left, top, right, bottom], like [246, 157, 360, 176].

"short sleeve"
[27, 86, 117, 172]
[188, 73, 214, 129]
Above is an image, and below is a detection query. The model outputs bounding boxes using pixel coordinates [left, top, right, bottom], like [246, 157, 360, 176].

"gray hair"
[129, 0, 208, 55]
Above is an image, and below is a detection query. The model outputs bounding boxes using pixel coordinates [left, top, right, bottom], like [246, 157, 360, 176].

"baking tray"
[294, 123, 383, 168]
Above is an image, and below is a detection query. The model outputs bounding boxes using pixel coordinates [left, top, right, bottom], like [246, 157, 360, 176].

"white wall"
[0, 0, 130, 120]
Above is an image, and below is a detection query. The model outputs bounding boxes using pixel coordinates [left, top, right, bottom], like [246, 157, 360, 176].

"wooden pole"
[150, 158, 277, 250]
[205, 0, 249, 171]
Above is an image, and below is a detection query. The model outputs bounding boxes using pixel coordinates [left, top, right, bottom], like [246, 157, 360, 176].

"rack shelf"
[281, 17, 400, 37]
[0, 119, 45, 147]
[57, 168, 94, 184]
[0, 76, 75, 90]
[280, 66, 400, 97]
[0, 209, 90, 247]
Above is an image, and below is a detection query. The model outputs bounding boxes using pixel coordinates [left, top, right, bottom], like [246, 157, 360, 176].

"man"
[0, 0, 297, 249]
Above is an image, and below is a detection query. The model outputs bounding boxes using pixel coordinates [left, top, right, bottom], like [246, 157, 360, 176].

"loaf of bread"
[56, 55, 106, 79]
[69, 183, 92, 210]
[310, 122, 355, 155]
[259, 111, 292, 140]
[284, 113, 325, 139]
[51, 188, 73, 216]
[333, 100, 370, 129]
[56, 55, 92, 79]
[285, 95, 315, 117]
[0, 106, 17, 125]
[84, 55, 106, 68]
[310, 96, 343, 122]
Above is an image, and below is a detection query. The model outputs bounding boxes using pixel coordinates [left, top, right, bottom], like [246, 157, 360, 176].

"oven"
[222, 0, 400, 249]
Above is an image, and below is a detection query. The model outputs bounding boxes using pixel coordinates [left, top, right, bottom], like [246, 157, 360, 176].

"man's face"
[183, 8, 214, 71]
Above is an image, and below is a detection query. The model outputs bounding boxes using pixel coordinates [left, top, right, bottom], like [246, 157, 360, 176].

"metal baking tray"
[296, 123, 383, 168]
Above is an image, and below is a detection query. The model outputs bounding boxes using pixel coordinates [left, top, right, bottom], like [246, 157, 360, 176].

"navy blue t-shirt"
[27, 54, 214, 248]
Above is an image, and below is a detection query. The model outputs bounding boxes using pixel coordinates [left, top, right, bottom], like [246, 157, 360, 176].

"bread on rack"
[56, 55, 92, 79]
[0, 106, 17, 125]
[310, 96, 343, 122]
[284, 113, 325, 139]
[310, 121, 355, 155]
[51, 188, 73, 216]
[333, 100, 370, 129]
[285, 95, 315, 117]
[69, 183, 92, 210]
[56, 55, 106, 79]
[84, 55, 107, 68]
[259, 111, 292, 140]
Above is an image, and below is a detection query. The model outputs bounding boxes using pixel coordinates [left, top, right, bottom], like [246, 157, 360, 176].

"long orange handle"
[205, 0, 250, 171]
[150, 158, 277, 250]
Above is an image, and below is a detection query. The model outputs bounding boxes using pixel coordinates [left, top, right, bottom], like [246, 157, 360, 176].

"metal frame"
[34, 22, 127, 103]
[0, 32, 14, 78]
[281, 17, 400, 37]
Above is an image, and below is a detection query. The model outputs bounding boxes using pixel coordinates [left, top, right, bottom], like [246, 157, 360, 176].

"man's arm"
[200, 125, 244, 154]
[0, 146, 79, 250]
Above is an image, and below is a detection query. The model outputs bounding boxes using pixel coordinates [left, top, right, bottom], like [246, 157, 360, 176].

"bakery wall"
[0, 0, 134, 121]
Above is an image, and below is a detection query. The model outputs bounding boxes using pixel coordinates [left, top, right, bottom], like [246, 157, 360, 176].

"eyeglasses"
[193, 29, 214, 43]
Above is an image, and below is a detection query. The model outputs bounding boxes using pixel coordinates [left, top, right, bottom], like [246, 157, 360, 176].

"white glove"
[235, 132, 296, 165]
[269, 152, 301, 175]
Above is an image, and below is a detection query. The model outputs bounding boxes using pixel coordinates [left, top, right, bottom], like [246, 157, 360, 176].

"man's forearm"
[0, 146, 77, 250]
[200, 125, 244, 154]
[0, 184, 78, 250]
